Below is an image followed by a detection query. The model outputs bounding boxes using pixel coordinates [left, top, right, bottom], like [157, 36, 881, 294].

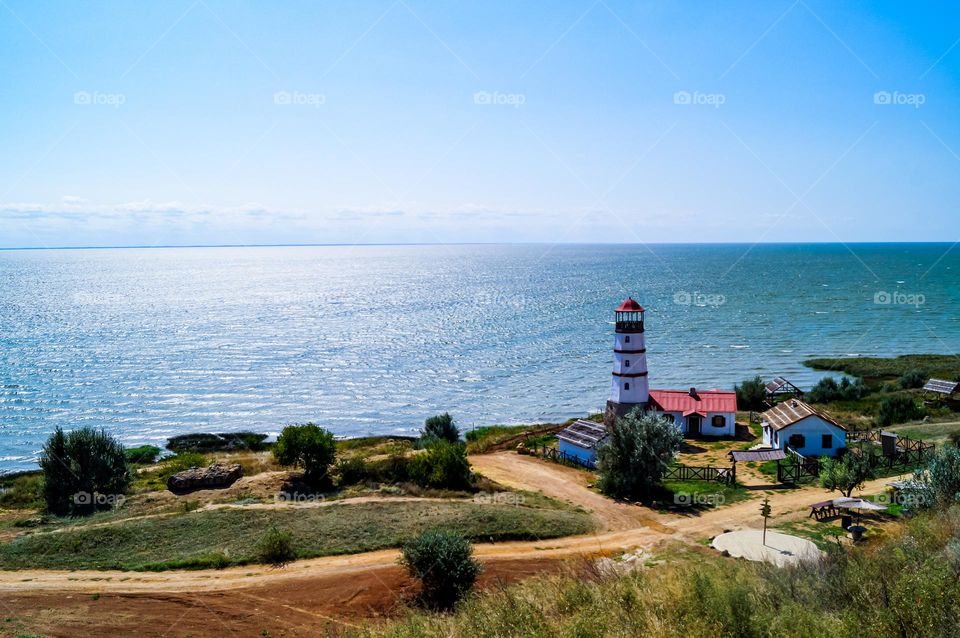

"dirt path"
[0, 453, 913, 638]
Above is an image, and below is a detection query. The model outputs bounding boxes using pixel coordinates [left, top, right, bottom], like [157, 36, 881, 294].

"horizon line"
[1, 240, 956, 252]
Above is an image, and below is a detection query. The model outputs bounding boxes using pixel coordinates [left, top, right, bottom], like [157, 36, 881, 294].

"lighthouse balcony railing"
[615, 321, 644, 332]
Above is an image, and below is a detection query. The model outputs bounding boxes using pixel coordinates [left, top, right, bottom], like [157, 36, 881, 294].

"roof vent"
[790, 400, 798, 408]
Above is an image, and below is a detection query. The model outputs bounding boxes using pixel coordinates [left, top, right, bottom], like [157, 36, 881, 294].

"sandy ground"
[0, 452, 909, 636]
[711, 530, 821, 567]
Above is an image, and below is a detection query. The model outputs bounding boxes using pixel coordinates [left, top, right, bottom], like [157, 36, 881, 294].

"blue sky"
[1, 0, 959, 247]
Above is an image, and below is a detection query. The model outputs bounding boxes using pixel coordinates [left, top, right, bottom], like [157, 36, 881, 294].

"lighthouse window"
[624, 383, 630, 390]
[625, 336, 630, 343]
[624, 360, 630, 367]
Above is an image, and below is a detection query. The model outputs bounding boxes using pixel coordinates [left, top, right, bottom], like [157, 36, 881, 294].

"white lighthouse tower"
[604, 297, 649, 426]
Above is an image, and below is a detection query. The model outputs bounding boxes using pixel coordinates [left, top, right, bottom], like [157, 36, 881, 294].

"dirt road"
[0, 452, 910, 636]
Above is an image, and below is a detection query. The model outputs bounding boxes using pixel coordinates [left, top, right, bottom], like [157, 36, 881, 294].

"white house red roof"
[616, 297, 644, 312]
[648, 388, 737, 416]
[760, 399, 846, 432]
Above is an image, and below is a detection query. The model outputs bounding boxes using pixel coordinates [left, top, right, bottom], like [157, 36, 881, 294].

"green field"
[0, 498, 594, 571]
[804, 354, 960, 383]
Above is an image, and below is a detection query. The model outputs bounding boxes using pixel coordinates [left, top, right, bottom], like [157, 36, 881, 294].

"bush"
[0, 473, 44, 509]
[125, 445, 162, 465]
[898, 369, 928, 390]
[167, 431, 268, 453]
[40, 427, 131, 516]
[367, 454, 410, 483]
[922, 445, 960, 506]
[400, 529, 481, 610]
[819, 451, 875, 497]
[421, 413, 460, 444]
[806, 376, 870, 403]
[335, 456, 368, 486]
[876, 395, 924, 427]
[409, 440, 472, 490]
[273, 424, 337, 487]
[596, 409, 683, 502]
[257, 526, 296, 565]
[734, 376, 767, 411]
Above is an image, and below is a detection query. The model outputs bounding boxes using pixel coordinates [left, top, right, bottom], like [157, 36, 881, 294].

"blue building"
[557, 419, 608, 467]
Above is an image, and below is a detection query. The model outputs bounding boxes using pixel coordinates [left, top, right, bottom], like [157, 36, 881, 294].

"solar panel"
[923, 378, 959, 394]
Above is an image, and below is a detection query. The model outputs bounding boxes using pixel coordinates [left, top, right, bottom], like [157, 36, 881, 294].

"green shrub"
[807, 376, 870, 403]
[0, 473, 45, 509]
[400, 529, 481, 610]
[40, 427, 131, 516]
[257, 526, 296, 565]
[734, 376, 767, 411]
[366, 454, 410, 483]
[922, 445, 960, 506]
[273, 424, 337, 487]
[596, 409, 683, 502]
[421, 413, 460, 444]
[876, 395, 924, 427]
[335, 456, 368, 486]
[125, 444, 162, 464]
[166, 431, 268, 453]
[409, 440, 472, 490]
[898, 369, 928, 390]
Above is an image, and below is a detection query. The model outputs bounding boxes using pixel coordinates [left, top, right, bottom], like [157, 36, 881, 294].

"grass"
[659, 480, 750, 509]
[465, 422, 571, 454]
[0, 473, 43, 510]
[890, 420, 960, 445]
[804, 354, 960, 384]
[0, 498, 593, 571]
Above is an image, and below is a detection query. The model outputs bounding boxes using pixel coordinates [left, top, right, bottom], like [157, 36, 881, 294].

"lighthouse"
[604, 297, 649, 426]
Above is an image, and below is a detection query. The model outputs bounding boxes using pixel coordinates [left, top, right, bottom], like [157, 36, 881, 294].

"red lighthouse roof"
[616, 297, 644, 312]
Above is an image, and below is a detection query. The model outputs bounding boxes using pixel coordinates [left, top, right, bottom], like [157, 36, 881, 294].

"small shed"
[557, 419, 608, 466]
[923, 378, 959, 398]
[765, 376, 804, 401]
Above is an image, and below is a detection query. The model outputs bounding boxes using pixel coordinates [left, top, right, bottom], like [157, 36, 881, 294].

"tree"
[898, 369, 927, 390]
[876, 395, 923, 427]
[819, 451, 876, 498]
[400, 529, 481, 610]
[923, 445, 960, 507]
[272, 424, 336, 487]
[596, 409, 683, 502]
[409, 439, 472, 490]
[807, 376, 870, 403]
[421, 413, 459, 444]
[40, 426, 131, 516]
[735, 376, 768, 411]
[257, 526, 296, 565]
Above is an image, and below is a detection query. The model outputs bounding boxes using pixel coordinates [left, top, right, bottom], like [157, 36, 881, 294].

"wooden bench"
[809, 500, 840, 520]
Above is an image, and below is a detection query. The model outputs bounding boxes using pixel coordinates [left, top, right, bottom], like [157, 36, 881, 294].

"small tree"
[819, 451, 875, 498]
[409, 440, 472, 490]
[735, 376, 768, 411]
[898, 369, 927, 390]
[596, 409, 683, 502]
[923, 445, 960, 507]
[272, 424, 336, 487]
[421, 413, 459, 444]
[40, 426, 131, 516]
[760, 497, 771, 546]
[400, 529, 481, 610]
[876, 395, 924, 427]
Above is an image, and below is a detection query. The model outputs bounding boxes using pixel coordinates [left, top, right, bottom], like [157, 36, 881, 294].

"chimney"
[689, 387, 698, 398]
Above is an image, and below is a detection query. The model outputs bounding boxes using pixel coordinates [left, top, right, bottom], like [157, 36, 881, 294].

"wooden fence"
[663, 464, 736, 486]
[525, 443, 596, 470]
[777, 448, 821, 483]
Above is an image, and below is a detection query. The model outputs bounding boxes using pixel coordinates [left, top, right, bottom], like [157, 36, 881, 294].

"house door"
[687, 415, 702, 436]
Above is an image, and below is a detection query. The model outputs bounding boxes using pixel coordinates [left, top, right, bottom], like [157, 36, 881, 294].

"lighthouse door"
[687, 415, 702, 436]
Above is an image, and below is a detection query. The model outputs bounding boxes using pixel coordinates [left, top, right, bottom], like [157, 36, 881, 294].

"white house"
[557, 419, 607, 467]
[761, 399, 847, 457]
[648, 388, 738, 437]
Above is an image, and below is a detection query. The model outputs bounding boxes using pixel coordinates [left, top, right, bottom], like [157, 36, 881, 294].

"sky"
[1, 0, 959, 248]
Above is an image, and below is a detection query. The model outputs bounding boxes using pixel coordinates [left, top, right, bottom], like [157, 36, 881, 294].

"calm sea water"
[1, 243, 958, 472]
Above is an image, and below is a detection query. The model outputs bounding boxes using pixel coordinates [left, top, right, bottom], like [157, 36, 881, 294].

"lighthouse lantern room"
[605, 297, 649, 426]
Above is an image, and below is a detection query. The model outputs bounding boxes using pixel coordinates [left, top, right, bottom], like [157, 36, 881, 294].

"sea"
[1, 243, 957, 473]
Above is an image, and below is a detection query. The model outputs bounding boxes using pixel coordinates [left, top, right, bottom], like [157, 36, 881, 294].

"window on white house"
[624, 383, 630, 390]
[788, 433, 806, 449]
[663, 414, 675, 423]
[712, 415, 725, 427]
[822, 434, 833, 449]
